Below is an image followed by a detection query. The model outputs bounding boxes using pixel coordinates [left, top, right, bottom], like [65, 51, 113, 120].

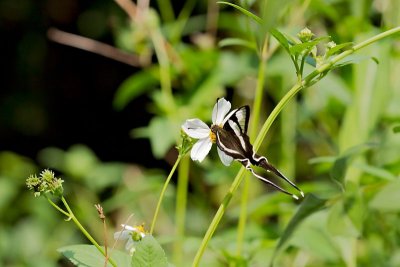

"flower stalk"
[150, 155, 182, 234]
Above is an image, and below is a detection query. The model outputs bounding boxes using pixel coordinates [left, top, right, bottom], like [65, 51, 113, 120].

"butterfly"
[210, 101, 304, 199]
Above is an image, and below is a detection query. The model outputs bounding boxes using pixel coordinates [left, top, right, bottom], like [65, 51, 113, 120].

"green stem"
[150, 28, 175, 112]
[173, 155, 190, 266]
[192, 26, 400, 267]
[236, 38, 268, 257]
[251, 40, 268, 137]
[150, 155, 182, 234]
[156, 0, 175, 22]
[61, 197, 117, 267]
[171, 0, 196, 43]
[45, 196, 70, 217]
[192, 168, 246, 267]
[236, 173, 249, 258]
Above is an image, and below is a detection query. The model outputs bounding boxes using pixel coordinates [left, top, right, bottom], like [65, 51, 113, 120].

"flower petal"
[125, 238, 134, 251]
[114, 230, 130, 240]
[217, 147, 234, 166]
[114, 224, 136, 240]
[212, 98, 231, 125]
[121, 224, 135, 231]
[191, 138, 212, 162]
[182, 119, 210, 139]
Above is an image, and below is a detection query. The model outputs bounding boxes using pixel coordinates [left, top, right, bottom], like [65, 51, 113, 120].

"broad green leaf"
[393, 125, 400, 133]
[327, 199, 360, 237]
[113, 68, 159, 110]
[369, 180, 400, 212]
[218, 38, 257, 51]
[215, 51, 256, 86]
[289, 212, 341, 261]
[132, 117, 177, 159]
[217, 1, 262, 24]
[271, 194, 327, 265]
[58, 245, 130, 267]
[330, 143, 377, 184]
[131, 236, 168, 267]
[345, 182, 365, 234]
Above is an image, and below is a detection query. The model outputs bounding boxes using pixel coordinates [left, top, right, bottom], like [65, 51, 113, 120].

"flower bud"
[298, 27, 314, 42]
[326, 41, 337, 50]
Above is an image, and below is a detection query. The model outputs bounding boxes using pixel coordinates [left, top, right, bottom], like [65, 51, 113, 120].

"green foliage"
[130, 236, 169, 267]
[59, 237, 170, 267]
[58, 245, 130, 267]
[3, 0, 400, 266]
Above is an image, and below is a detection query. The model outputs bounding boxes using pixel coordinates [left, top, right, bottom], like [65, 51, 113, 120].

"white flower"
[181, 98, 234, 166]
[114, 224, 146, 253]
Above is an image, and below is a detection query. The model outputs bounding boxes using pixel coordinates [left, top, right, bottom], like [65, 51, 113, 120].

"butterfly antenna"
[215, 98, 220, 123]
[245, 164, 299, 200]
[259, 159, 304, 198]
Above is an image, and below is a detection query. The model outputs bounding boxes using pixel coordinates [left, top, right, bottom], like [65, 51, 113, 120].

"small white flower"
[182, 98, 234, 166]
[114, 224, 146, 253]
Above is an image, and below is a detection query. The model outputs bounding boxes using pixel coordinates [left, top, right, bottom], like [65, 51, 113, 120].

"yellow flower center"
[136, 224, 146, 234]
[209, 131, 216, 143]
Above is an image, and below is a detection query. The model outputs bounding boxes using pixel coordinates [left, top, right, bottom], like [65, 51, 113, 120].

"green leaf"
[271, 194, 326, 265]
[344, 182, 365, 234]
[353, 162, 396, 180]
[369, 180, 400, 212]
[326, 199, 360, 237]
[308, 156, 336, 165]
[333, 55, 379, 69]
[131, 236, 168, 267]
[217, 1, 262, 24]
[330, 143, 377, 184]
[305, 55, 317, 67]
[215, 51, 256, 86]
[113, 68, 159, 110]
[289, 36, 330, 56]
[132, 117, 177, 159]
[393, 125, 400, 133]
[289, 215, 340, 261]
[326, 42, 353, 58]
[269, 28, 291, 54]
[218, 38, 257, 51]
[58, 245, 130, 267]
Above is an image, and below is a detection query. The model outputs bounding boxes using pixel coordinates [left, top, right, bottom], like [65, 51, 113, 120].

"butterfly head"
[210, 124, 221, 143]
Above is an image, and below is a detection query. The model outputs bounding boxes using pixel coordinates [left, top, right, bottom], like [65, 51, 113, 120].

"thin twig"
[207, 0, 219, 39]
[95, 204, 109, 267]
[47, 27, 143, 67]
[113, 0, 137, 20]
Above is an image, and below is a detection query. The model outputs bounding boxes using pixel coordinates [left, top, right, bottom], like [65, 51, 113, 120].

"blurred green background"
[1, 0, 400, 266]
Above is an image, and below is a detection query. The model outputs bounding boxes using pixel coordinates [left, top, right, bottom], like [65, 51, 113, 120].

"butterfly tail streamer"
[258, 158, 304, 198]
[243, 162, 299, 200]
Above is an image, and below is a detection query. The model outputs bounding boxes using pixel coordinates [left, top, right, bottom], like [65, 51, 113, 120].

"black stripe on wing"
[223, 106, 250, 135]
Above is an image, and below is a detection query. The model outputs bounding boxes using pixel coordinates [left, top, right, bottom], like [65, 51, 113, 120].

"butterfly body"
[211, 103, 303, 199]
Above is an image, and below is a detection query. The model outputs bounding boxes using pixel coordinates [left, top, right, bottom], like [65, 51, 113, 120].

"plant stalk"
[150, 155, 182, 234]
[173, 155, 190, 265]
